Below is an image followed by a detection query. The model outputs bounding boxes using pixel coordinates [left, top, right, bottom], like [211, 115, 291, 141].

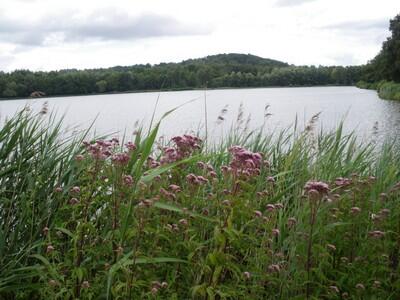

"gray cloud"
[275, 0, 317, 7]
[0, 10, 211, 46]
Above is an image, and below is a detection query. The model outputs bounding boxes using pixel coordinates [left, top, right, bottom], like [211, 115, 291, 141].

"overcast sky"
[0, 0, 398, 71]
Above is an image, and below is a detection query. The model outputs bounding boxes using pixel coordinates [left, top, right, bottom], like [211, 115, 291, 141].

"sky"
[0, 0, 398, 71]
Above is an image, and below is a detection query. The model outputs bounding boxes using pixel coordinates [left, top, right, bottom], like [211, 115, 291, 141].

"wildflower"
[202, 208, 209, 216]
[209, 171, 217, 178]
[122, 175, 133, 187]
[329, 285, 340, 293]
[272, 228, 280, 237]
[197, 176, 209, 184]
[379, 193, 388, 201]
[228, 146, 263, 178]
[243, 271, 251, 279]
[54, 186, 63, 193]
[350, 207, 361, 214]
[304, 180, 330, 195]
[267, 176, 275, 183]
[186, 174, 198, 185]
[355, 283, 365, 290]
[335, 177, 352, 187]
[275, 203, 284, 209]
[125, 142, 137, 151]
[81, 281, 90, 289]
[197, 161, 206, 169]
[222, 200, 231, 206]
[169, 184, 181, 192]
[220, 165, 231, 175]
[70, 186, 80, 194]
[42, 227, 49, 236]
[179, 219, 188, 226]
[268, 264, 280, 273]
[254, 210, 263, 218]
[161, 282, 168, 288]
[46, 245, 54, 254]
[151, 287, 159, 295]
[266, 204, 275, 212]
[69, 198, 79, 205]
[112, 152, 130, 165]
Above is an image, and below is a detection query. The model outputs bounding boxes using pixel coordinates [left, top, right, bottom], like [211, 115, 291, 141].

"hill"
[0, 53, 361, 98]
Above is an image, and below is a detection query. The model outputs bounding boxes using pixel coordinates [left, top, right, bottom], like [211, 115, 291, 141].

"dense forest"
[0, 53, 362, 99]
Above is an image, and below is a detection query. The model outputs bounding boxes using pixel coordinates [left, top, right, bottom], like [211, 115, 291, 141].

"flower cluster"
[226, 146, 264, 177]
[304, 180, 330, 195]
[83, 138, 136, 164]
[160, 135, 202, 164]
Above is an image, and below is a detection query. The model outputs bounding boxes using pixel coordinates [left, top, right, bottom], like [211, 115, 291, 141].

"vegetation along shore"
[0, 108, 400, 299]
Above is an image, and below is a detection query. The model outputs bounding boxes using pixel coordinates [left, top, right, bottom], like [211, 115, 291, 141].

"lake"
[0, 86, 399, 144]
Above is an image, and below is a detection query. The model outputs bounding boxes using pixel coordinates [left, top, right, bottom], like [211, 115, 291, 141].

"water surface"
[0, 86, 399, 143]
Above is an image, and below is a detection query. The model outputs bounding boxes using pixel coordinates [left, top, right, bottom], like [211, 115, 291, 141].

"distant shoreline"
[0, 84, 355, 101]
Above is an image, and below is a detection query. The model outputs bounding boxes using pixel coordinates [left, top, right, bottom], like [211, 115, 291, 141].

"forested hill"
[0, 53, 362, 99]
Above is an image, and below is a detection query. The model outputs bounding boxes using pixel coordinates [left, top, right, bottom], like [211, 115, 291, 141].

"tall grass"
[0, 109, 399, 299]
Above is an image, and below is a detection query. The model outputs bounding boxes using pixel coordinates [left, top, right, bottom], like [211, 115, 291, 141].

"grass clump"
[0, 109, 400, 299]
[378, 81, 400, 101]
[357, 80, 400, 101]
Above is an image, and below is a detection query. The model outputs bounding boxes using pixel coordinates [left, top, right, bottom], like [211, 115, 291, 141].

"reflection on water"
[0, 86, 399, 144]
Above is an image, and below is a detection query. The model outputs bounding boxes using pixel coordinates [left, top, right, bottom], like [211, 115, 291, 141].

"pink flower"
[335, 177, 352, 187]
[122, 175, 133, 187]
[272, 228, 280, 237]
[266, 204, 275, 212]
[112, 152, 130, 165]
[69, 198, 79, 205]
[70, 186, 80, 194]
[228, 146, 264, 178]
[254, 210, 263, 218]
[125, 142, 137, 151]
[169, 184, 181, 192]
[350, 207, 361, 214]
[304, 180, 330, 194]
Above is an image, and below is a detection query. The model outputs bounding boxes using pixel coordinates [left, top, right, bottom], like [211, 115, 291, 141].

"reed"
[0, 108, 399, 299]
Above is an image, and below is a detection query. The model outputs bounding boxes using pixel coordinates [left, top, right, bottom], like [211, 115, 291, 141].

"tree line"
[0, 53, 363, 99]
[360, 13, 400, 84]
